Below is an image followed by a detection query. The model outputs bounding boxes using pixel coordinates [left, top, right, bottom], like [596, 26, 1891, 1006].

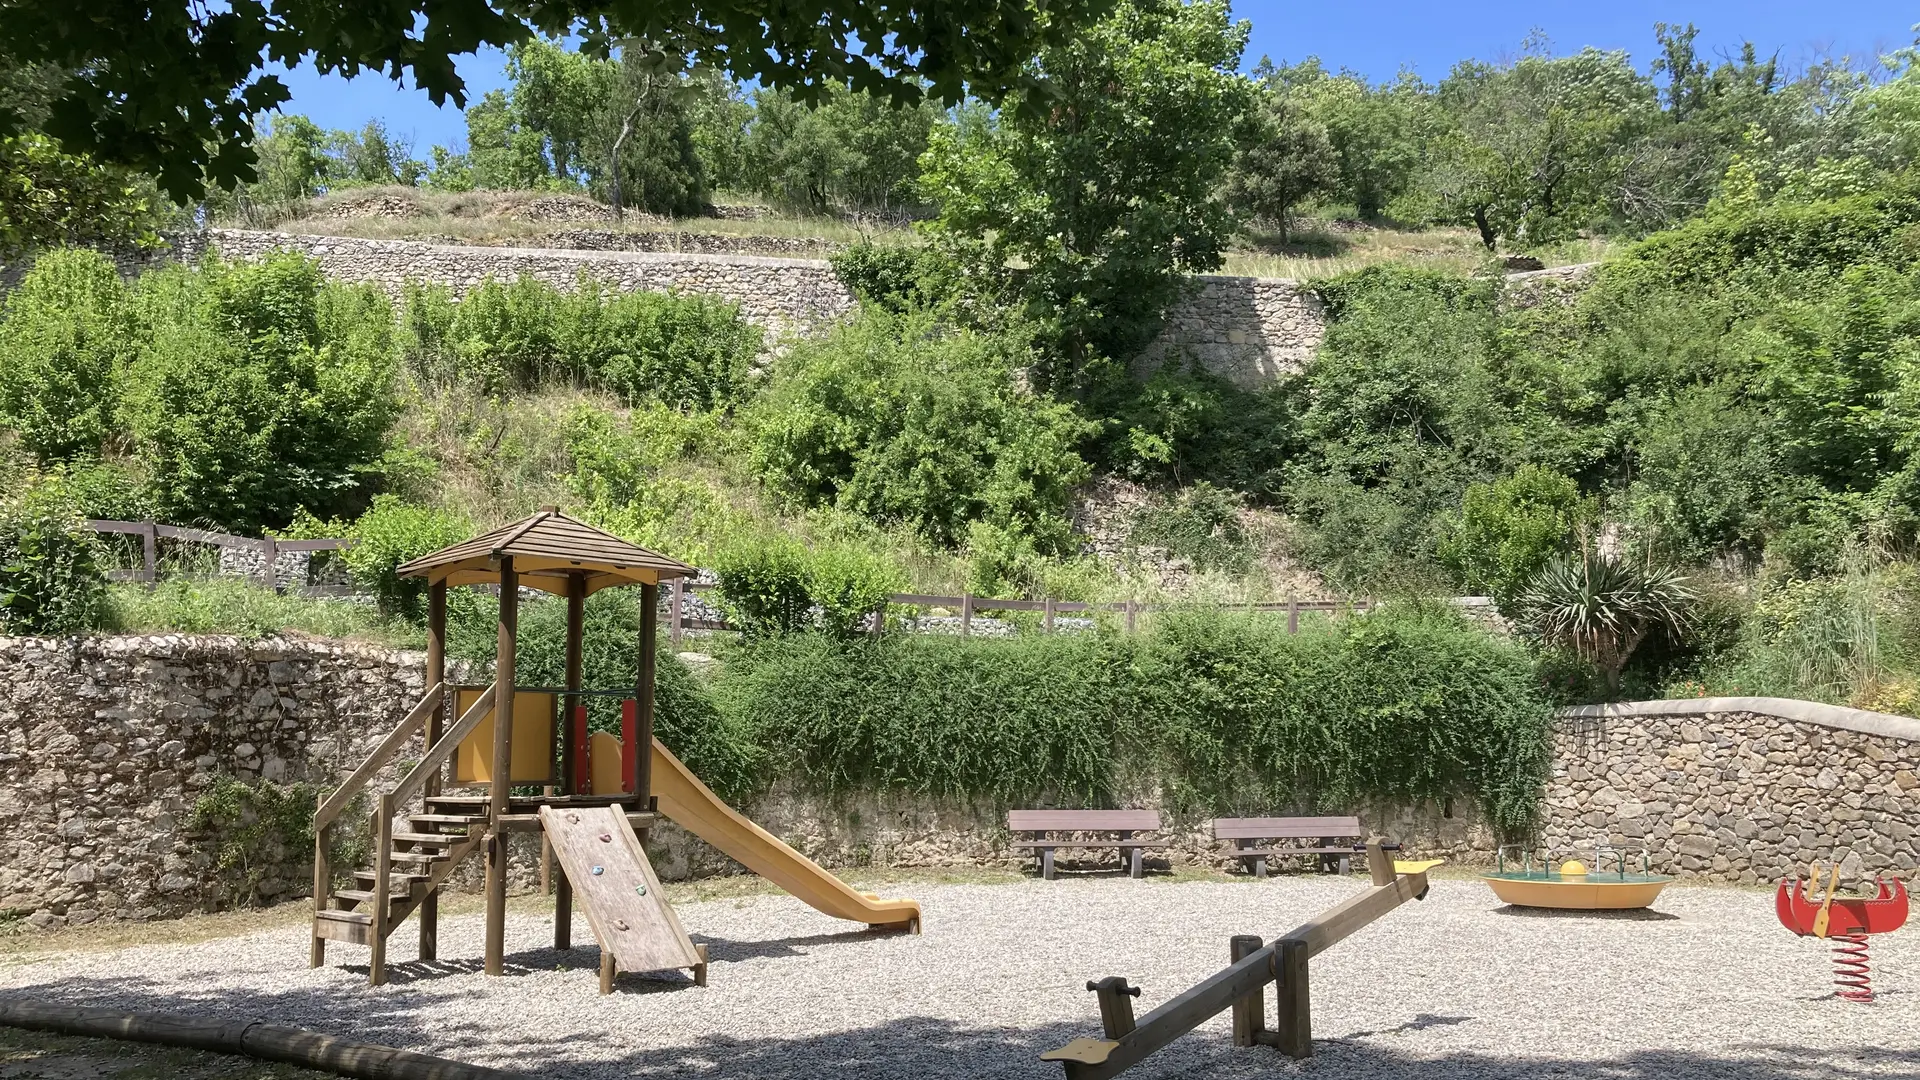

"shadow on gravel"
[3, 979, 1915, 1080]
[692, 928, 894, 963]
[1488, 905, 1682, 922]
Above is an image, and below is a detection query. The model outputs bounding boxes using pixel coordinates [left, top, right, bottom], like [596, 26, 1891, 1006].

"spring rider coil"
[1775, 865, 1908, 1003]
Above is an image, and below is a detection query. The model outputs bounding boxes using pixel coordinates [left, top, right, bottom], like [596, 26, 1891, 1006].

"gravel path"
[3, 877, 1915, 1079]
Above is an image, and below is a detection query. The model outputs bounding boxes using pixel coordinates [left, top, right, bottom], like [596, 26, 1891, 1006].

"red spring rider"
[1775, 863, 1909, 1003]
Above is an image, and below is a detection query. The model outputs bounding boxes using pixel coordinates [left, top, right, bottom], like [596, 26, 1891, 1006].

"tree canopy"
[0, 0, 1118, 201]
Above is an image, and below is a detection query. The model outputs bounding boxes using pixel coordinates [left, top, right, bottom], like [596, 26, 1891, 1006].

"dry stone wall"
[12, 637, 1905, 933]
[1545, 699, 1920, 883]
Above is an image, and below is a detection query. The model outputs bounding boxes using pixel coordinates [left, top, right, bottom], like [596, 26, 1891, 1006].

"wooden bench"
[1008, 810, 1168, 880]
[1212, 816, 1397, 878]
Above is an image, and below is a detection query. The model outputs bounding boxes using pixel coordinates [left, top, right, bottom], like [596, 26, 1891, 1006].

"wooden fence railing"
[86, 518, 354, 595]
[88, 518, 1400, 637]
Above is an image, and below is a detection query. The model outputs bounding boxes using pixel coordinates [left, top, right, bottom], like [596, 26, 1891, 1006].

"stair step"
[388, 850, 452, 865]
[352, 870, 431, 887]
[409, 813, 485, 826]
[315, 909, 372, 927]
[390, 832, 458, 846]
[425, 794, 490, 806]
[331, 888, 412, 907]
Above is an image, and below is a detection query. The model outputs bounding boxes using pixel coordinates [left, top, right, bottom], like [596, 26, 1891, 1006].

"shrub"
[121, 254, 401, 533]
[0, 247, 130, 461]
[562, 405, 732, 563]
[401, 276, 760, 410]
[1515, 549, 1696, 697]
[0, 469, 108, 634]
[1438, 466, 1593, 609]
[806, 544, 907, 639]
[710, 532, 813, 637]
[827, 243, 951, 315]
[1128, 481, 1251, 574]
[190, 776, 320, 905]
[332, 496, 472, 621]
[746, 308, 1094, 551]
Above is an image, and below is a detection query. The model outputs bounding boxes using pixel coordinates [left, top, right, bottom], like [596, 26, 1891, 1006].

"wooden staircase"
[311, 682, 498, 985]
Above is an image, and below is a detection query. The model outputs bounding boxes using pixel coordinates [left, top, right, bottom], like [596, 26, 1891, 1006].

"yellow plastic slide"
[650, 739, 923, 933]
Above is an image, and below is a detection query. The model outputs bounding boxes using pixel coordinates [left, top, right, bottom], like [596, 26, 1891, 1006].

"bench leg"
[1041, 847, 1056, 881]
[1338, 854, 1351, 876]
[1254, 855, 1268, 879]
[1130, 846, 1143, 879]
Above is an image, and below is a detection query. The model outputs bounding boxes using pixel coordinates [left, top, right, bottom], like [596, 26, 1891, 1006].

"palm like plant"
[1516, 550, 1695, 696]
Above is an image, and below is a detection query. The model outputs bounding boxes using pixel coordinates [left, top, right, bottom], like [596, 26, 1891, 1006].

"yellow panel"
[589, 731, 627, 796]
[454, 689, 557, 785]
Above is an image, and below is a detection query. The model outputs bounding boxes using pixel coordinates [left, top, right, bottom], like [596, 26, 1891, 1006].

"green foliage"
[710, 532, 812, 637]
[105, 577, 423, 644]
[400, 276, 758, 410]
[0, 134, 165, 254]
[806, 544, 907, 638]
[744, 84, 940, 214]
[1439, 466, 1593, 607]
[563, 404, 730, 561]
[827, 243, 951, 315]
[746, 308, 1094, 553]
[1515, 550, 1695, 696]
[189, 776, 319, 905]
[1128, 482, 1252, 574]
[717, 607, 1552, 835]
[1226, 79, 1337, 240]
[917, 0, 1252, 370]
[0, 468, 108, 634]
[118, 253, 401, 533]
[0, 247, 130, 460]
[307, 496, 472, 621]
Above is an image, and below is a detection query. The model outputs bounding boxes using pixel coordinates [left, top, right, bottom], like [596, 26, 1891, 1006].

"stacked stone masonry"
[12, 637, 1904, 931]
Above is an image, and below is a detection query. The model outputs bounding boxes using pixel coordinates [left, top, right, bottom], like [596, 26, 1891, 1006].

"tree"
[0, 0, 1119, 202]
[919, 0, 1251, 375]
[1226, 82, 1336, 240]
[745, 83, 939, 214]
[0, 60, 165, 254]
[1516, 548, 1694, 697]
[0, 247, 130, 462]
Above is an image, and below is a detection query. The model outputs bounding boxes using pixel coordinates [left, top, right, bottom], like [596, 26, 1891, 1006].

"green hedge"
[710, 604, 1553, 836]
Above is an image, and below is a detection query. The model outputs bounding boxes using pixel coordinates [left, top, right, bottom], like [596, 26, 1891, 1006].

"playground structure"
[1040, 845, 1444, 1079]
[1776, 864, 1909, 1003]
[308, 508, 918, 989]
[1481, 844, 1674, 910]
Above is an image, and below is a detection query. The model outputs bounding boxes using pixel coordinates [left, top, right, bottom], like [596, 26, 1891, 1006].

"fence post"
[960, 593, 973, 637]
[258, 536, 279, 592]
[1125, 598, 1137, 634]
[1287, 595, 1299, 635]
[1042, 596, 1055, 633]
[141, 521, 158, 588]
[869, 602, 886, 639]
[668, 579, 683, 649]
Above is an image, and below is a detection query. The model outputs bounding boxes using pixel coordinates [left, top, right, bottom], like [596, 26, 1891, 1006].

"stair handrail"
[315, 680, 446, 831]
[390, 682, 496, 810]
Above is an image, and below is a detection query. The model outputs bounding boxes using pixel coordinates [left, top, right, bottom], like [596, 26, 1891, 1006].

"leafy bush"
[827, 243, 951, 315]
[805, 544, 907, 638]
[710, 532, 812, 637]
[401, 276, 759, 410]
[315, 496, 472, 621]
[1128, 481, 1252, 574]
[562, 404, 732, 562]
[746, 308, 1094, 552]
[716, 606, 1553, 835]
[0, 469, 108, 634]
[0, 247, 130, 461]
[120, 254, 401, 533]
[1438, 466, 1592, 608]
[190, 776, 319, 905]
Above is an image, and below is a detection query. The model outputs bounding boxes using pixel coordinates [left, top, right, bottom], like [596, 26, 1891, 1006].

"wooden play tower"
[309, 507, 699, 985]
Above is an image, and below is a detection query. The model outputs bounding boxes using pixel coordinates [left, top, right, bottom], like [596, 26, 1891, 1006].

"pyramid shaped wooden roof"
[397, 508, 695, 596]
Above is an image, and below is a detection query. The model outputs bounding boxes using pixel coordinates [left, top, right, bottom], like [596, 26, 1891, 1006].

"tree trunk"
[1472, 205, 1497, 251]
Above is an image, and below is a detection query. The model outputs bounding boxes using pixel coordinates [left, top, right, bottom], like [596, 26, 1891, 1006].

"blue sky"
[273, 1, 1918, 154]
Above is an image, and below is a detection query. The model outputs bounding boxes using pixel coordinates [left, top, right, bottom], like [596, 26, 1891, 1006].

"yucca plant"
[1516, 548, 1696, 697]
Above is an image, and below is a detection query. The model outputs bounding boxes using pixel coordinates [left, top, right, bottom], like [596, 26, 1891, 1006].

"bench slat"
[1007, 809, 1161, 832]
[1211, 815, 1363, 840]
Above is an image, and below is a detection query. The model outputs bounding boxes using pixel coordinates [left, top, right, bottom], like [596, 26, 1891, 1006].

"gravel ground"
[2, 876, 1915, 1080]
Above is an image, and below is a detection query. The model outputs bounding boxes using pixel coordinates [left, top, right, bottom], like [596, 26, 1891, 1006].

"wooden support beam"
[485, 558, 517, 978]
[557, 572, 584, 952]
[1270, 937, 1312, 1058]
[420, 581, 446, 963]
[1229, 936, 1266, 1047]
[636, 582, 658, 813]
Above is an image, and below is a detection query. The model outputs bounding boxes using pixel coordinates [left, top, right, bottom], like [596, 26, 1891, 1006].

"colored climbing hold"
[612, 919, 629, 931]
[591, 865, 604, 876]
[599, 832, 612, 843]
[635, 884, 647, 897]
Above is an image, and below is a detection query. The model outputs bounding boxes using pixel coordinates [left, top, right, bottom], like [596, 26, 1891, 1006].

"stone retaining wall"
[11, 636, 1907, 932]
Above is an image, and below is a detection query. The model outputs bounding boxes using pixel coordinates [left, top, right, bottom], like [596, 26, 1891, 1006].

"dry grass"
[1221, 221, 1613, 280]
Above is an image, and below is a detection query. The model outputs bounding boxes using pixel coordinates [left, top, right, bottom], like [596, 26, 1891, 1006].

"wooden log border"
[0, 998, 530, 1080]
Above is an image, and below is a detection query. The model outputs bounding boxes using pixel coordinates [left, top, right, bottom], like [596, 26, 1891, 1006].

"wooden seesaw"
[1041, 843, 1443, 1079]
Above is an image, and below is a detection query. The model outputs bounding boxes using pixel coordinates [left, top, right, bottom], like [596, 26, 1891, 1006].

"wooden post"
[1287, 595, 1299, 635]
[599, 951, 615, 995]
[1273, 938, 1311, 1059]
[258, 536, 278, 591]
[1043, 596, 1055, 633]
[1125, 598, 1137, 634]
[310, 818, 329, 968]
[1229, 935, 1267, 1047]
[960, 593, 973, 636]
[484, 558, 518, 977]
[668, 578, 684, 649]
[869, 602, 886, 638]
[419, 580, 445, 962]
[555, 572, 584, 951]
[369, 793, 393, 987]
[1088, 977, 1140, 1039]
[1367, 842, 1392, 887]
[140, 521, 158, 588]
[636, 581, 659, 815]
